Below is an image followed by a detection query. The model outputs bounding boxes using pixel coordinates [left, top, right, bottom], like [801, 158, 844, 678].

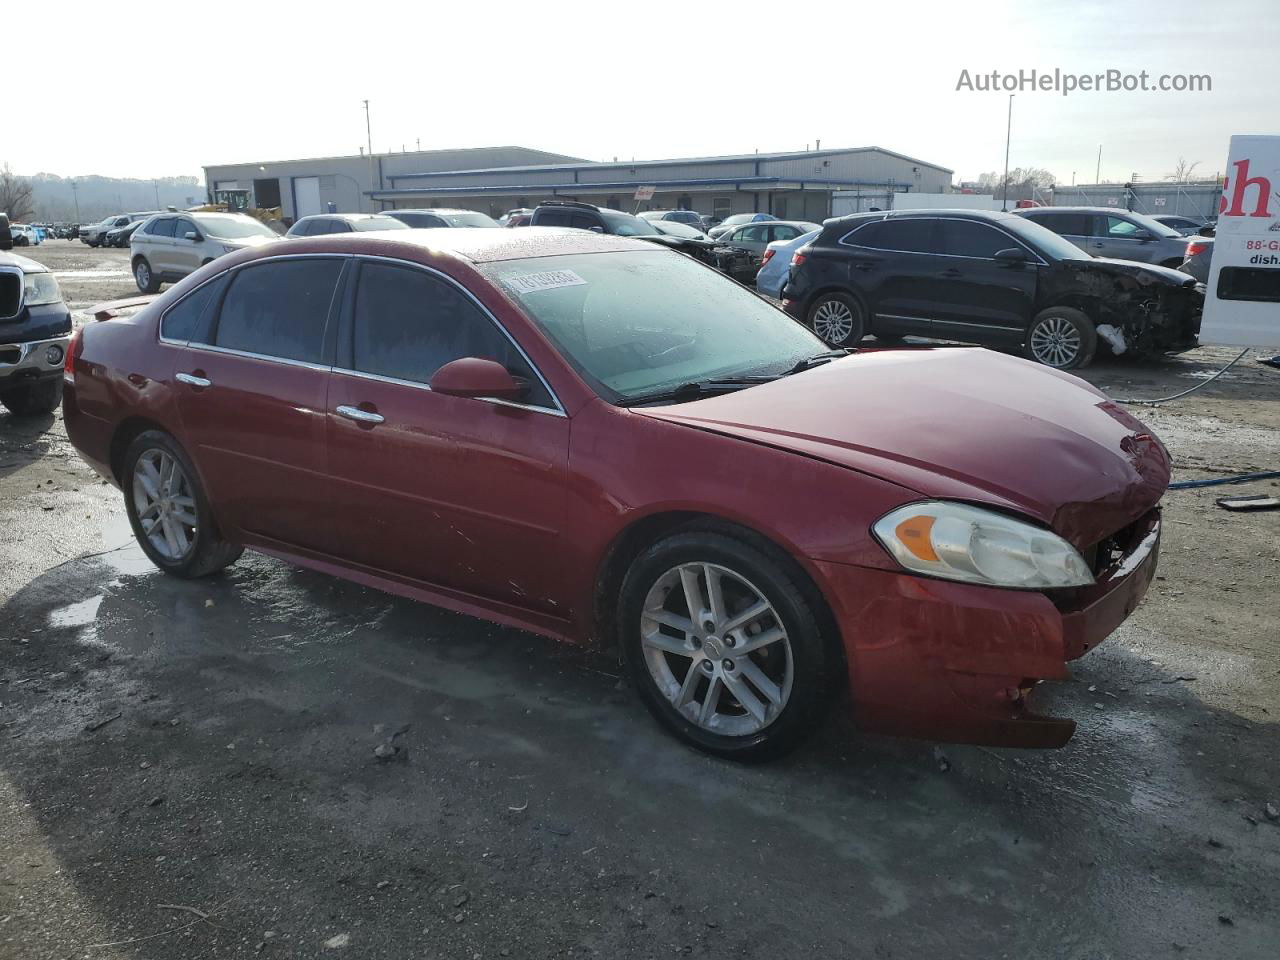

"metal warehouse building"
[204, 145, 953, 223]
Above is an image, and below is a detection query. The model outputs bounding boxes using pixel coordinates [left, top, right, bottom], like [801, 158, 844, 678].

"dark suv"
[1, 218, 72, 416]
[782, 210, 1203, 369]
[529, 201, 720, 266]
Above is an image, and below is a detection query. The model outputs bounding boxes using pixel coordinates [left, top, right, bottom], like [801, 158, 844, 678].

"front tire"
[0, 379, 62, 416]
[807, 292, 866, 347]
[619, 530, 834, 761]
[1024, 306, 1097, 369]
[133, 258, 160, 293]
[122, 430, 242, 578]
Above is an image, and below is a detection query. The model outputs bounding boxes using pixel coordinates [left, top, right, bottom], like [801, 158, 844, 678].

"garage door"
[293, 177, 322, 218]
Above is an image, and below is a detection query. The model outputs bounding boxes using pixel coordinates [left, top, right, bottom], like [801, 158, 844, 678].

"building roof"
[203, 144, 586, 171]
[387, 146, 953, 182]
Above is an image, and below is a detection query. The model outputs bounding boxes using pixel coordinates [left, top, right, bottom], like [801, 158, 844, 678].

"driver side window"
[350, 261, 552, 407]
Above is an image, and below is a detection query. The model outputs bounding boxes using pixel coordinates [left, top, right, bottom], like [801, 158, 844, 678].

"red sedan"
[63, 229, 1167, 760]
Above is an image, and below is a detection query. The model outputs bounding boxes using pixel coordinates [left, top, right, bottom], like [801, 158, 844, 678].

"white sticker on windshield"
[506, 269, 587, 295]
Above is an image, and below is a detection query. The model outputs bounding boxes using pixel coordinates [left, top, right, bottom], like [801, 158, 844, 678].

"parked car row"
[83, 212, 160, 247]
[63, 225, 1170, 759]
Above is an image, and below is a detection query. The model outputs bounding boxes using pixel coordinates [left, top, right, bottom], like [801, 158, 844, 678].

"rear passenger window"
[936, 220, 1016, 259]
[1032, 213, 1090, 236]
[213, 259, 343, 363]
[161, 274, 227, 343]
[536, 211, 572, 228]
[149, 218, 177, 238]
[849, 219, 934, 253]
[351, 261, 552, 407]
[570, 214, 599, 230]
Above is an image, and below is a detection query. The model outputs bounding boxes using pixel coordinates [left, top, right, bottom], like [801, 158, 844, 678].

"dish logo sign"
[1202, 134, 1280, 348]
[1219, 157, 1278, 218]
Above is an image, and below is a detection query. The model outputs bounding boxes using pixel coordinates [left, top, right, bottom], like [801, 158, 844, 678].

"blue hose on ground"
[1168, 470, 1280, 490]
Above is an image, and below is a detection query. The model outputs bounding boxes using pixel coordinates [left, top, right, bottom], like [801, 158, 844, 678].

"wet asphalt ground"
[2, 242, 1279, 959]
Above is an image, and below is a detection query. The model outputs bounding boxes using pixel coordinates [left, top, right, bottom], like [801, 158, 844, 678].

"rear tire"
[1024, 306, 1096, 369]
[806, 292, 866, 347]
[0, 379, 62, 416]
[122, 430, 242, 578]
[133, 258, 160, 293]
[619, 530, 833, 762]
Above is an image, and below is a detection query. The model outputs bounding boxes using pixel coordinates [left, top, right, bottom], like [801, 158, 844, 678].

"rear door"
[1025, 212, 1093, 255]
[839, 217, 938, 336]
[173, 255, 345, 551]
[325, 258, 572, 615]
[144, 217, 178, 273]
[927, 218, 1038, 345]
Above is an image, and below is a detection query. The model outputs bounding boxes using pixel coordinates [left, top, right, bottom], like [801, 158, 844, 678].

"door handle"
[176, 372, 211, 388]
[336, 404, 385, 425]
[852, 262, 874, 271]
[938, 268, 963, 278]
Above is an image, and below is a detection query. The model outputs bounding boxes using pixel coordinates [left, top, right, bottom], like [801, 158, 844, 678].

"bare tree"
[1168, 158, 1201, 183]
[0, 164, 35, 222]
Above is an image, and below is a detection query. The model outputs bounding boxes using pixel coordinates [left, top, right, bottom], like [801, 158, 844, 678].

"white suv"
[130, 212, 280, 292]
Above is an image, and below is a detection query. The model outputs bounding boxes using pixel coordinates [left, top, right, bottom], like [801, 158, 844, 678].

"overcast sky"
[10, 0, 1272, 185]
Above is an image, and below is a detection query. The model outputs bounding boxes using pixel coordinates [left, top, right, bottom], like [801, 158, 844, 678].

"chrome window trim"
[158, 267, 234, 344]
[350, 253, 567, 417]
[183, 341, 333, 372]
[837, 216, 1049, 267]
[329, 366, 565, 417]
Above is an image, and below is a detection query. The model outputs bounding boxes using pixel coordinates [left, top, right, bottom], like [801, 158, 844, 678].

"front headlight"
[872, 501, 1094, 589]
[23, 272, 63, 307]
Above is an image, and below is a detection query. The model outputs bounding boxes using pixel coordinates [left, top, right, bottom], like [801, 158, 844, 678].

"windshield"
[651, 221, 705, 239]
[1122, 211, 1183, 239]
[600, 210, 660, 237]
[442, 212, 498, 227]
[1001, 216, 1091, 261]
[194, 215, 278, 239]
[483, 250, 825, 403]
[353, 216, 410, 231]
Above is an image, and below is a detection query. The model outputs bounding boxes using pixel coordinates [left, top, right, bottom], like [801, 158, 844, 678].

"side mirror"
[993, 247, 1027, 267]
[588, 225, 604, 233]
[1198, 225, 1216, 238]
[429, 357, 526, 401]
[0, 214, 11, 251]
[184, 231, 199, 241]
[1134, 229, 1155, 241]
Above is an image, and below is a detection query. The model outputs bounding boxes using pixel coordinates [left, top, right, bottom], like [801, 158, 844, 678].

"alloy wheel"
[132, 449, 197, 561]
[1029, 316, 1083, 367]
[135, 262, 150, 288]
[812, 299, 855, 344]
[640, 562, 794, 736]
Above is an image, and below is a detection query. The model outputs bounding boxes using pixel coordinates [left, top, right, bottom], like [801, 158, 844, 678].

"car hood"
[217, 234, 277, 248]
[1083, 256, 1196, 287]
[637, 348, 1168, 549]
[0, 250, 45, 272]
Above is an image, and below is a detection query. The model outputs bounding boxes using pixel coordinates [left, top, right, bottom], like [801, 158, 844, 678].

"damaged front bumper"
[814, 509, 1162, 748]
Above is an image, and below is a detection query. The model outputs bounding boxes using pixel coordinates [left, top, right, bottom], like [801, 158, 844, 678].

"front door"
[173, 256, 345, 551]
[169, 217, 203, 275]
[1092, 214, 1158, 263]
[927, 218, 1038, 346]
[325, 258, 571, 616]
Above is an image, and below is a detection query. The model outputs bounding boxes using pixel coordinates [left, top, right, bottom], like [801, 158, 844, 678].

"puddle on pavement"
[47, 595, 102, 630]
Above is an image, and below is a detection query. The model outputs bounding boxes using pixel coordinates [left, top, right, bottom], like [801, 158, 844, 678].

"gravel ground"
[2, 240, 1279, 960]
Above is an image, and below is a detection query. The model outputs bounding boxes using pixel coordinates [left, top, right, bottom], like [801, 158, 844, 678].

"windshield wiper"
[617, 377, 773, 407]
[788, 349, 850, 375]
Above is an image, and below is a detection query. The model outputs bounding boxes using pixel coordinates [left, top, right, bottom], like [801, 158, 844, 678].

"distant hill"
[28, 173, 207, 223]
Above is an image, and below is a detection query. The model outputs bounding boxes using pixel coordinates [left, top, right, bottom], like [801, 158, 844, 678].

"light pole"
[70, 180, 80, 223]
[1002, 94, 1014, 212]
[362, 99, 375, 203]
[153, 179, 161, 208]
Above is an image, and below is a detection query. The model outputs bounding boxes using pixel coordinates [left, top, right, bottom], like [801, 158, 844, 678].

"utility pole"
[1095, 145, 1102, 184]
[362, 99, 374, 213]
[1001, 94, 1014, 211]
[153, 179, 161, 208]
[70, 180, 80, 223]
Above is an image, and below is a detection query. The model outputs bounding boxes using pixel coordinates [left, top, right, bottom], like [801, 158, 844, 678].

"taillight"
[761, 249, 775, 265]
[1185, 240, 1207, 257]
[790, 252, 807, 267]
[64, 327, 81, 379]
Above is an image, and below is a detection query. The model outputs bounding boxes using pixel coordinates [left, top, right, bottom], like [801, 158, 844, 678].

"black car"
[781, 210, 1203, 369]
[529, 201, 723, 268]
[285, 213, 410, 237]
